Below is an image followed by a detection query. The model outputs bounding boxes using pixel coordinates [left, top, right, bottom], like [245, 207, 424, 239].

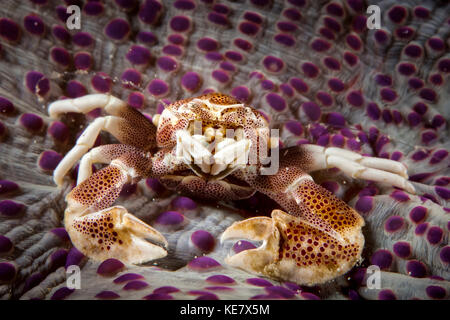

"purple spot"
[19, 113, 44, 132]
[0, 97, 15, 115]
[344, 51, 359, 66]
[408, 78, 424, 90]
[113, 273, 144, 283]
[302, 102, 321, 121]
[155, 211, 184, 225]
[346, 34, 362, 51]
[409, 206, 427, 223]
[191, 230, 215, 253]
[0, 262, 16, 282]
[168, 34, 184, 45]
[0, 18, 21, 42]
[426, 226, 443, 245]
[246, 278, 273, 287]
[414, 6, 430, 19]
[311, 38, 330, 52]
[411, 150, 429, 161]
[380, 88, 397, 102]
[301, 62, 319, 78]
[439, 246, 450, 264]
[346, 90, 364, 107]
[231, 86, 250, 103]
[301, 292, 320, 300]
[208, 12, 229, 27]
[157, 56, 178, 72]
[188, 257, 221, 270]
[50, 228, 69, 242]
[265, 93, 286, 111]
[265, 286, 295, 299]
[105, 19, 130, 41]
[196, 293, 219, 300]
[147, 79, 169, 97]
[392, 241, 411, 259]
[0, 235, 13, 253]
[66, 80, 87, 98]
[232, 240, 257, 254]
[283, 8, 302, 21]
[23, 14, 45, 36]
[170, 16, 191, 33]
[95, 291, 120, 299]
[50, 47, 71, 67]
[331, 134, 345, 148]
[419, 88, 437, 102]
[206, 275, 235, 285]
[285, 120, 303, 136]
[366, 103, 381, 120]
[233, 38, 252, 52]
[395, 26, 415, 40]
[153, 286, 180, 295]
[139, 0, 163, 25]
[38, 150, 63, 171]
[205, 51, 223, 61]
[388, 5, 407, 23]
[91, 72, 112, 93]
[171, 196, 197, 210]
[370, 250, 393, 270]
[427, 37, 445, 51]
[385, 216, 405, 233]
[378, 290, 396, 300]
[74, 52, 92, 70]
[128, 91, 144, 109]
[316, 91, 333, 107]
[126, 45, 151, 65]
[212, 70, 230, 84]
[437, 58, 450, 73]
[326, 112, 345, 128]
[181, 72, 201, 92]
[435, 186, 450, 200]
[97, 258, 125, 276]
[52, 25, 71, 43]
[84, 1, 104, 15]
[390, 190, 409, 202]
[0, 180, 19, 195]
[121, 69, 142, 89]
[404, 44, 422, 58]
[143, 293, 173, 300]
[406, 260, 427, 278]
[50, 287, 74, 300]
[327, 78, 345, 92]
[162, 44, 183, 56]
[426, 286, 446, 300]
[174, 0, 196, 10]
[137, 31, 157, 45]
[421, 130, 437, 145]
[197, 37, 218, 52]
[73, 32, 94, 47]
[123, 280, 149, 290]
[262, 56, 284, 73]
[65, 247, 85, 268]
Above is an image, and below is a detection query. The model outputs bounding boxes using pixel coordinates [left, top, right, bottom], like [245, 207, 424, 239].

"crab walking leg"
[48, 95, 157, 186]
[78, 144, 147, 185]
[224, 161, 365, 284]
[65, 148, 168, 264]
[299, 145, 415, 193]
[222, 209, 364, 286]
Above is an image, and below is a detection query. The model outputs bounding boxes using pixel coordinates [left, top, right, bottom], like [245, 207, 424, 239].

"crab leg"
[65, 145, 168, 264]
[300, 145, 415, 193]
[48, 94, 156, 186]
[223, 159, 365, 285]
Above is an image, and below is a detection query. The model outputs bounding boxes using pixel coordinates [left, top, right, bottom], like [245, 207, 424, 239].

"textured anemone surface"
[0, 0, 449, 300]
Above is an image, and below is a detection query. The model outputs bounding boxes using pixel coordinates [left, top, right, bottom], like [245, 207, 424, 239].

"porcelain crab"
[48, 93, 415, 285]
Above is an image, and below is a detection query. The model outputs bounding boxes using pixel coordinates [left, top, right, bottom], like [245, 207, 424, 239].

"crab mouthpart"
[175, 123, 251, 179]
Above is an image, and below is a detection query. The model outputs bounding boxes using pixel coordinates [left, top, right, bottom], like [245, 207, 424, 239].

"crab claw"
[221, 209, 364, 286]
[65, 205, 168, 265]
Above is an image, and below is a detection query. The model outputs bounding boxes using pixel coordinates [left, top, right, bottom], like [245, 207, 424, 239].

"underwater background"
[0, 0, 448, 300]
